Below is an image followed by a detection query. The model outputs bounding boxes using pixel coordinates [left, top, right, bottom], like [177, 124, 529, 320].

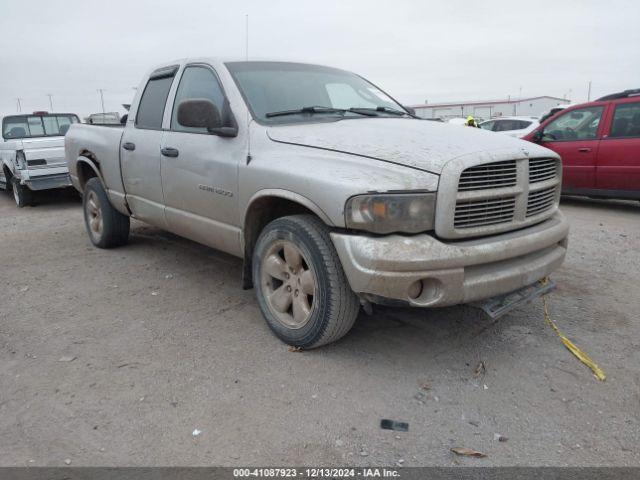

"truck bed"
[65, 123, 126, 198]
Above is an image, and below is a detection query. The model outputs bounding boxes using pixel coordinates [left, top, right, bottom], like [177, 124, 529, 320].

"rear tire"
[83, 177, 130, 248]
[12, 178, 32, 208]
[253, 214, 360, 349]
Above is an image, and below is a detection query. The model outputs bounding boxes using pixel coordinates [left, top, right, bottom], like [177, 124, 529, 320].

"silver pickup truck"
[65, 58, 569, 348]
[1, 112, 80, 207]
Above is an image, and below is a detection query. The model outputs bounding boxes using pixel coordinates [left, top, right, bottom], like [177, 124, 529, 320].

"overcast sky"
[0, 0, 638, 117]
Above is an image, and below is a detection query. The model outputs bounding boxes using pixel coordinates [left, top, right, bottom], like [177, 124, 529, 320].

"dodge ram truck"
[1, 112, 80, 207]
[65, 59, 569, 348]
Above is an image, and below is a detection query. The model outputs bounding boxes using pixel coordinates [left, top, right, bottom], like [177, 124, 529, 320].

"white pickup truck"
[1, 112, 80, 206]
[65, 59, 569, 348]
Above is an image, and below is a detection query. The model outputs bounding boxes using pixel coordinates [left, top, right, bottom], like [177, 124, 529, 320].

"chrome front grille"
[526, 186, 556, 217]
[529, 158, 558, 183]
[458, 160, 517, 191]
[437, 157, 561, 239]
[454, 197, 516, 229]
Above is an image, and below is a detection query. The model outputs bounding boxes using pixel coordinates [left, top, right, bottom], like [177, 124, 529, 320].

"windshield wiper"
[350, 106, 415, 117]
[265, 106, 377, 118]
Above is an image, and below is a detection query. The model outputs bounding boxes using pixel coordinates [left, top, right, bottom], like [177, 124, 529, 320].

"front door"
[160, 64, 243, 256]
[121, 70, 176, 227]
[538, 105, 605, 190]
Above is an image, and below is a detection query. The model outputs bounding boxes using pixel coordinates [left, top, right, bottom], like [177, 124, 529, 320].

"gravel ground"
[0, 189, 638, 467]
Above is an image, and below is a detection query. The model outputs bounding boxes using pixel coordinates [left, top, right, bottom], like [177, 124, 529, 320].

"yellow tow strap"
[541, 284, 606, 381]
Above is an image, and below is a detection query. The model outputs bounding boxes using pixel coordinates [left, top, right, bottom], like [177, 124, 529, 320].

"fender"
[244, 188, 334, 228]
[75, 156, 106, 192]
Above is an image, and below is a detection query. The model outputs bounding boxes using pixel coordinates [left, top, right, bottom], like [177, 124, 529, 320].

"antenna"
[16, 98, 22, 112]
[46, 94, 54, 111]
[587, 81, 592, 102]
[245, 14, 249, 61]
[245, 13, 252, 164]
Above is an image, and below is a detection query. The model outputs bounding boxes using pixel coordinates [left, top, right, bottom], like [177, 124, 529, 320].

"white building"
[410, 96, 570, 120]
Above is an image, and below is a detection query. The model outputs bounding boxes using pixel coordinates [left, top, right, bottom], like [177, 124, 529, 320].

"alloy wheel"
[260, 240, 317, 329]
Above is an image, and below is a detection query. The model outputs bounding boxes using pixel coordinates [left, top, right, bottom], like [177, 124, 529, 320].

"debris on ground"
[542, 289, 606, 381]
[192, 429, 202, 437]
[19, 286, 29, 292]
[58, 356, 77, 362]
[474, 361, 486, 376]
[494, 433, 508, 442]
[165, 274, 174, 279]
[380, 419, 409, 432]
[451, 447, 487, 458]
[420, 382, 431, 391]
[64, 458, 71, 465]
[287, 346, 302, 352]
[483, 384, 488, 390]
[468, 420, 480, 427]
[151, 291, 159, 296]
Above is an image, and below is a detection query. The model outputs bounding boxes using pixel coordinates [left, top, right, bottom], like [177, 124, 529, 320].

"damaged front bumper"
[330, 211, 569, 307]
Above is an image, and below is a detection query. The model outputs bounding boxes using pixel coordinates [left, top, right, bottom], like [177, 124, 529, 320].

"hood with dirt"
[267, 118, 551, 173]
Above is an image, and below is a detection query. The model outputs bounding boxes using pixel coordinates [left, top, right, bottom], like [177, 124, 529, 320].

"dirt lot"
[0, 189, 638, 467]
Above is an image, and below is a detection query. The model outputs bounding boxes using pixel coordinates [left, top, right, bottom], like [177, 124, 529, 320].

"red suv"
[523, 89, 640, 200]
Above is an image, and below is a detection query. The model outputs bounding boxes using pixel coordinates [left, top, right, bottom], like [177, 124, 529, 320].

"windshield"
[2, 114, 80, 140]
[226, 61, 408, 124]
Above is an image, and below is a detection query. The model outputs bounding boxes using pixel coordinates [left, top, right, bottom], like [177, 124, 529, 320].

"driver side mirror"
[531, 130, 544, 143]
[177, 99, 238, 137]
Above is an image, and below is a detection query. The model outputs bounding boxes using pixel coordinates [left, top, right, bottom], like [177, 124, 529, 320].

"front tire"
[253, 214, 360, 349]
[83, 177, 130, 248]
[12, 178, 32, 208]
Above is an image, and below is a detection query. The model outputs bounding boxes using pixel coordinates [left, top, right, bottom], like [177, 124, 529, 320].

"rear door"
[159, 63, 243, 256]
[120, 66, 177, 227]
[596, 100, 640, 192]
[536, 104, 606, 189]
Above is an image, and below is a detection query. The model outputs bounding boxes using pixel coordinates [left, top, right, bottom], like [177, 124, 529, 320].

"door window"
[171, 66, 226, 133]
[609, 102, 640, 138]
[493, 119, 532, 131]
[135, 75, 175, 129]
[479, 120, 495, 130]
[543, 106, 604, 141]
[27, 117, 45, 136]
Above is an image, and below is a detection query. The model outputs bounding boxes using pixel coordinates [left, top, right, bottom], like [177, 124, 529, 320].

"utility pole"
[97, 89, 106, 115]
[587, 81, 592, 102]
[46, 94, 54, 111]
[16, 98, 22, 112]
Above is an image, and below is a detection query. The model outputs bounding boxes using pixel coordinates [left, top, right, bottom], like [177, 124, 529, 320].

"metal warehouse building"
[410, 96, 570, 120]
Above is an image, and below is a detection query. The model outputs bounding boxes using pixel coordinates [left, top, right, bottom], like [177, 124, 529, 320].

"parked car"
[1, 112, 80, 207]
[539, 104, 571, 124]
[65, 59, 569, 348]
[479, 116, 539, 138]
[523, 88, 640, 200]
[85, 112, 121, 125]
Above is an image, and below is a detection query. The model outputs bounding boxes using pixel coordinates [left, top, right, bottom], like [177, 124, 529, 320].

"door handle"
[122, 142, 136, 151]
[578, 147, 591, 153]
[161, 147, 179, 158]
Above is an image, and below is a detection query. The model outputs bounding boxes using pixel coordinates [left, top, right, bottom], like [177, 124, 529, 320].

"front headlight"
[345, 193, 436, 234]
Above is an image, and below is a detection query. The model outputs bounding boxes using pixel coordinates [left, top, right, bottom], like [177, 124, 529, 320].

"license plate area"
[472, 279, 556, 319]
